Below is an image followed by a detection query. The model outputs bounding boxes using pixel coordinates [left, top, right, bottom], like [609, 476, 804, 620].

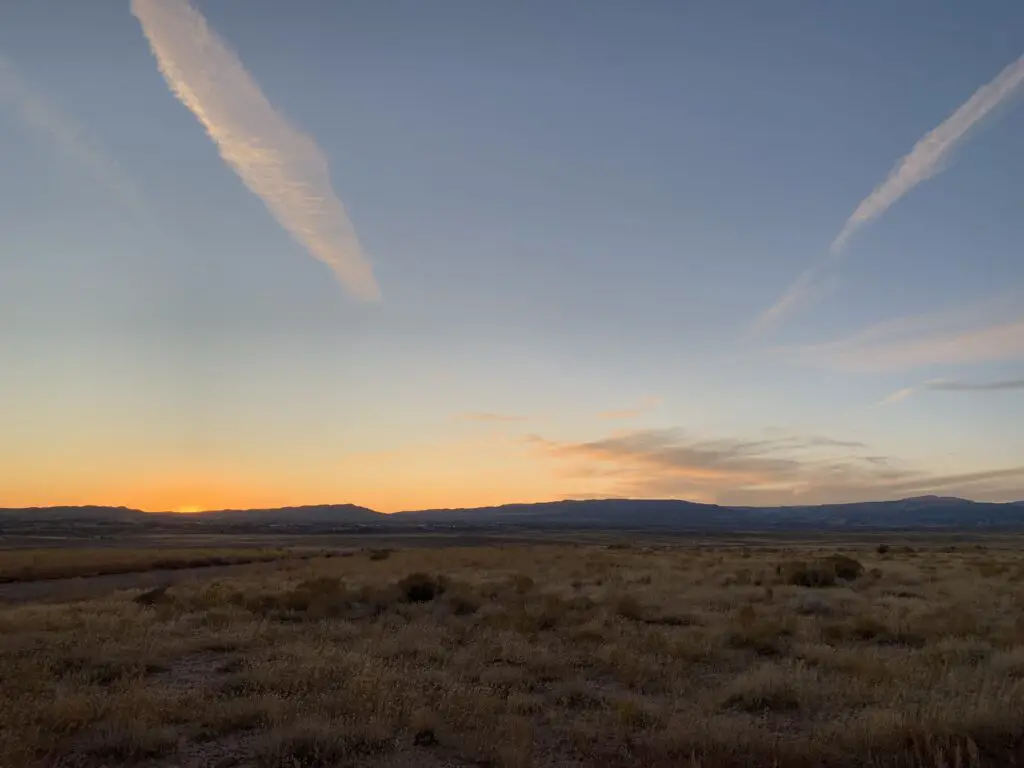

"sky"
[1, 1, 1023, 513]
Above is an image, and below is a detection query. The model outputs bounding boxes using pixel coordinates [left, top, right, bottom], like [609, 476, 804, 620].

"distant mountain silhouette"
[0, 505, 146, 522]
[0, 504, 381, 525]
[2, 497, 1023, 530]
[392, 496, 1024, 530]
[195, 504, 382, 524]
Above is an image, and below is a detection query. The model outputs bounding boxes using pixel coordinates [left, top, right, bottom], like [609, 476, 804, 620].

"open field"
[3, 538, 1024, 766]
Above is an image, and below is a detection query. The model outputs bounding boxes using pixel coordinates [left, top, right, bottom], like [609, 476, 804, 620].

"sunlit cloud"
[825, 319, 1024, 372]
[0, 54, 150, 219]
[529, 428, 1024, 505]
[131, 0, 379, 299]
[780, 292, 1024, 372]
[752, 52, 1024, 335]
[597, 395, 663, 421]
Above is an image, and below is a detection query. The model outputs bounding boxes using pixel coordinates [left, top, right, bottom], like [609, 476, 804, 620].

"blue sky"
[1, 0, 1023, 511]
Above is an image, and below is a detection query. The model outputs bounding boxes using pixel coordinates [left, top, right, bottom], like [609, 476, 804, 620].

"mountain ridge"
[1, 496, 1023, 530]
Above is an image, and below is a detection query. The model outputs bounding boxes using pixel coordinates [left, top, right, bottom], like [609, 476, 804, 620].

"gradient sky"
[2, 1, 1023, 512]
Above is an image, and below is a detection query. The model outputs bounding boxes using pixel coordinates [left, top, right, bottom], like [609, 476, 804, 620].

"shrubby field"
[2, 539, 1024, 766]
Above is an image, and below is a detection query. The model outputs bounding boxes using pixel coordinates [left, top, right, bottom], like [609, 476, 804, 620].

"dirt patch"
[150, 731, 259, 768]
[149, 652, 233, 694]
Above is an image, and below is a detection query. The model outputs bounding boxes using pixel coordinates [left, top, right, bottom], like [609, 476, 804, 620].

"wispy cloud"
[798, 435, 868, 449]
[877, 387, 915, 406]
[783, 292, 1024, 372]
[597, 395, 663, 421]
[529, 427, 1024, 505]
[131, 0, 379, 299]
[752, 52, 1024, 335]
[458, 412, 529, 423]
[748, 270, 839, 339]
[929, 377, 1024, 392]
[880, 376, 1024, 405]
[826, 319, 1024, 372]
[0, 55, 149, 218]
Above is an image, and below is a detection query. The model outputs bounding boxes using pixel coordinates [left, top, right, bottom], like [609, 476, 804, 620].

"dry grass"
[0, 547, 304, 583]
[3, 541, 1024, 766]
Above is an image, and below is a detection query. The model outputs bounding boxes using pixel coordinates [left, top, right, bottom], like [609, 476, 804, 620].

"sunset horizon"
[3, 1, 1023, 520]
[6, 488, 1023, 517]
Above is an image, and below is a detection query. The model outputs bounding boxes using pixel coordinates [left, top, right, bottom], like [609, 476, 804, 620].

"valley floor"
[2, 537, 1024, 766]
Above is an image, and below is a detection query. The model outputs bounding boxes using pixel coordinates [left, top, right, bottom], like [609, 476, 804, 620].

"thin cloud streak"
[0, 55, 149, 219]
[131, 0, 379, 299]
[928, 378, 1024, 392]
[880, 377, 1024, 405]
[752, 52, 1024, 335]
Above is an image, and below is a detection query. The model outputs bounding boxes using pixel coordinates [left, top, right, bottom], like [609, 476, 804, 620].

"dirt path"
[0, 557, 308, 605]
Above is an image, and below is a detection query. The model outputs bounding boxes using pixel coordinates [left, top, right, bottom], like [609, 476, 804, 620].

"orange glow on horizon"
[0, 435, 611, 513]
[2, 476, 581, 515]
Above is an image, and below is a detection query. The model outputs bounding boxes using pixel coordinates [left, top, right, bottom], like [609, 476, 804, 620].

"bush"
[349, 583, 402, 617]
[726, 619, 793, 657]
[134, 585, 171, 606]
[782, 561, 836, 588]
[445, 591, 482, 616]
[398, 573, 444, 603]
[827, 554, 865, 580]
[283, 577, 346, 613]
[780, 555, 863, 587]
[511, 574, 535, 594]
[614, 594, 645, 621]
[876, 543, 891, 554]
[720, 664, 803, 713]
[529, 594, 582, 632]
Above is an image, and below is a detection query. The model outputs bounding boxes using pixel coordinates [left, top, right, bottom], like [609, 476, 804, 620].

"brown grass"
[3, 541, 1024, 766]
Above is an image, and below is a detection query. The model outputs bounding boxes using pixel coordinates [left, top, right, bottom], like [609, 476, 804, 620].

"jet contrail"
[752, 52, 1024, 336]
[747, 267, 833, 338]
[831, 52, 1024, 254]
[131, 0, 379, 299]
[1, 54, 150, 220]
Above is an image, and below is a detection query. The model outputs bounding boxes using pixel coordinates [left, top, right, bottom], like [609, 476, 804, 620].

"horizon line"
[2, 493, 1021, 515]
